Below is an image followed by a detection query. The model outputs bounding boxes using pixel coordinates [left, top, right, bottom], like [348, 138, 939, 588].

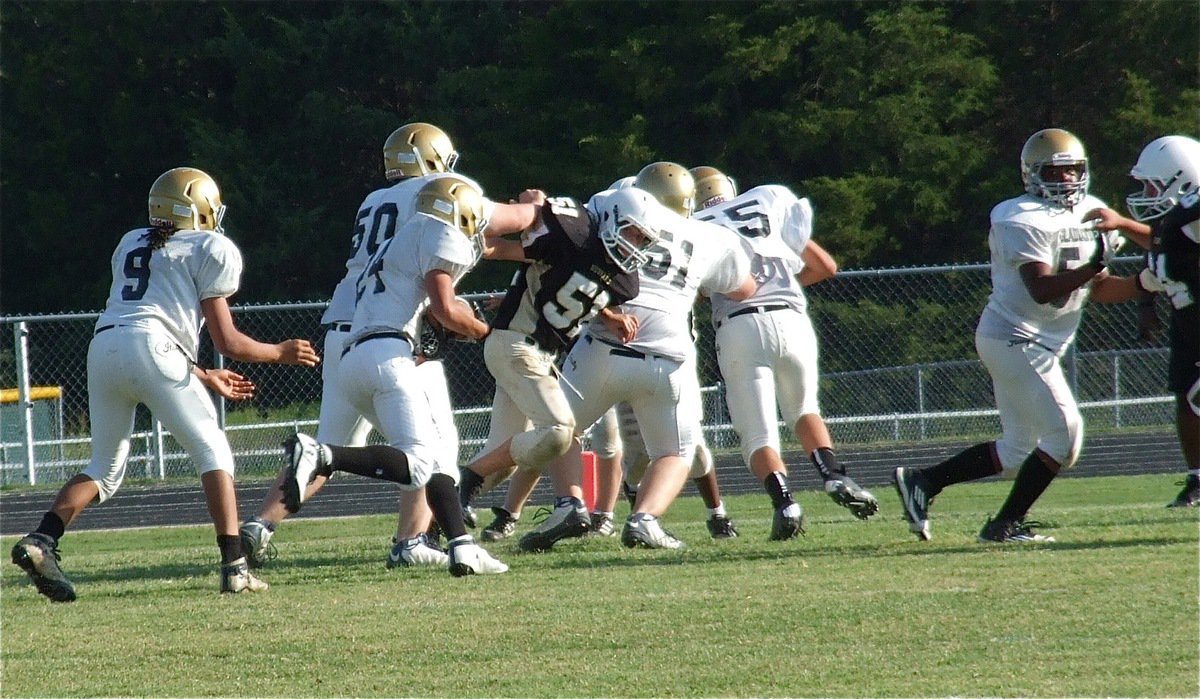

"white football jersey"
[694, 184, 813, 322]
[346, 213, 480, 346]
[586, 189, 751, 360]
[95, 228, 242, 361]
[322, 173, 491, 324]
[977, 193, 1120, 353]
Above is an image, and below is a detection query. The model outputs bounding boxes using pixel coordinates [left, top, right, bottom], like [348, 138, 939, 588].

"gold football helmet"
[634, 161, 696, 217]
[689, 166, 738, 211]
[148, 167, 226, 233]
[416, 175, 487, 259]
[383, 122, 459, 181]
[1020, 128, 1089, 207]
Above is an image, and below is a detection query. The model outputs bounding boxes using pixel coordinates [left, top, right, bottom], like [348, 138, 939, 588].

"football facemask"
[599, 188, 663, 272]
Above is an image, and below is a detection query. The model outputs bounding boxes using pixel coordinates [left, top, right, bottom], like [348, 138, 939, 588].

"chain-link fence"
[0, 257, 1171, 486]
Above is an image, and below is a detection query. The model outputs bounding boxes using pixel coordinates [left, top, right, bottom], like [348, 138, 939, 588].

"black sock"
[427, 474, 467, 540]
[921, 442, 1000, 498]
[763, 471, 794, 509]
[327, 445, 412, 485]
[459, 468, 484, 504]
[34, 512, 65, 542]
[217, 534, 243, 565]
[810, 447, 844, 480]
[995, 452, 1058, 522]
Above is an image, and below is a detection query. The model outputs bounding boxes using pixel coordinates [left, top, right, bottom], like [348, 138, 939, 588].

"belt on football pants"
[94, 324, 118, 336]
[716, 304, 790, 328]
[586, 334, 649, 360]
[323, 322, 353, 333]
[341, 331, 413, 358]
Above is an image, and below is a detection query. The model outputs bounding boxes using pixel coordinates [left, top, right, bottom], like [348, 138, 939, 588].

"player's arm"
[1089, 269, 1157, 304]
[1084, 207, 1152, 250]
[425, 270, 490, 341]
[484, 238, 527, 262]
[798, 241, 838, 286]
[484, 202, 540, 239]
[1019, 261, 1104, 305]
[201, 296, 320, 366]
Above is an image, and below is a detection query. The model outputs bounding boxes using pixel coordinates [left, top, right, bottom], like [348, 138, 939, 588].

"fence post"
[14, 322, 37, 484]
[917, 367, 926, 440]
[153, 419, 166, 479]
[215, 352, 226, 430]
[1113, 355, 1121, 428]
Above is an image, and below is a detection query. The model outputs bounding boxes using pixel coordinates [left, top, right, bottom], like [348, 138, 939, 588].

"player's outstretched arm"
[798, 241, 838, 286]
[201, 296, 320, 366]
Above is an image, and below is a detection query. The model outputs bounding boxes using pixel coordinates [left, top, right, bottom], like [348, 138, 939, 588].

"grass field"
[2, 473, 1197, 698]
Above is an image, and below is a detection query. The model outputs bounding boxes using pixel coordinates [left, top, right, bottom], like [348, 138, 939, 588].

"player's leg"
[717, 321, 801, 538]
[1166, 309, 1200, 507]
[481, 466, 541, 541]
[242, 329, 372, 566]
[136, 332, 266, 592]
[692, 443, 737, 538]
[620, 356, 700, 550]
[517, 336, 618, 552]
[976, 337, 1077, 543]
[617, 401, 648, 505]
[586, 406, 624, 535]
[11, 331, 136, 602]
[458, 385, 529, 525]
[389, 360, 456, 568]
[484, 330, 576, 470]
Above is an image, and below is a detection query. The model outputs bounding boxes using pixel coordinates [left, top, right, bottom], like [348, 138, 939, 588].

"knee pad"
[689, 442, 713, 479]
[79, 467, 122, 504]
[1041, 414, 1084, 470]
[511, 424, 574, 470]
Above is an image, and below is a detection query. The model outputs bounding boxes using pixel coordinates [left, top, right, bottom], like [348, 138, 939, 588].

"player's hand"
[1084, 207, 1130, 232]
[1088, 228, 1115, 271]
[201, 368, 256, 400]
[278, 339, 320, 366]
[601, 311, 639, 343]
[483, 293, 504, 312]
[517, 189, 546, 205]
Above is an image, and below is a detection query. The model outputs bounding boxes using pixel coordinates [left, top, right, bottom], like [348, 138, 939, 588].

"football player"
[1085, 135, 1200, 507]
[281, 175, 529, 576]
[532, 164, 756, 551]
[456, 188, 646, 552]
[11, 167, 320, 600]
[238, 123, 520, 570]
[475, 173, 739, 542]
[691, 165, 880, 539]
[893, 128, 1148, 542]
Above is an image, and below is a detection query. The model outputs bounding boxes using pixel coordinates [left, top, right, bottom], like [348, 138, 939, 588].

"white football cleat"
[447, 540, 509, 576]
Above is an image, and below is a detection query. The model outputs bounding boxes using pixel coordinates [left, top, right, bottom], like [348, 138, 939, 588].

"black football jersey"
[491, 197, 639, 352]
[1149, 193, 1199, 303]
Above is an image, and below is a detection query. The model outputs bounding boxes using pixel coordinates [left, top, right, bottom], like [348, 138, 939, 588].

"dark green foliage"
[2, 1, 1194, 312]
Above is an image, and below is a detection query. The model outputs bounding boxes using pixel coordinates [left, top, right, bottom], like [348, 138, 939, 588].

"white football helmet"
[689, 166, 738, 211]
[383, 122, 458, 181]
[148, 167, 226, 234]
[598, 188, 664, 273]
[1126, 135, 1200, 221]
[608, 176, 636, 191]
[416, 175, 488, 260]
[634, 162, 696, 217]
[1020, 128, 1089, 208]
